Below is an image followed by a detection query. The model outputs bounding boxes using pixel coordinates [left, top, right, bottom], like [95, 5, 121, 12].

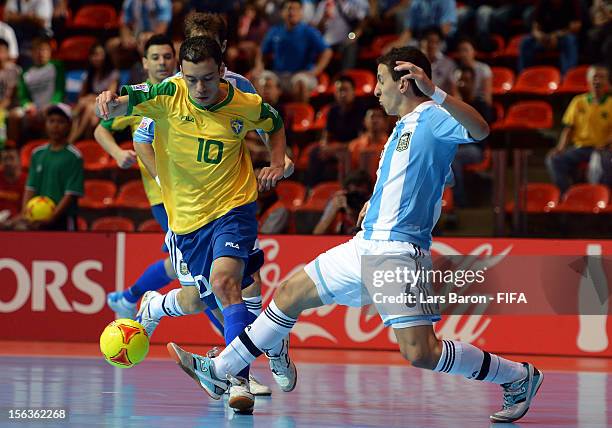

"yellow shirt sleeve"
[120, 81, 177, 120]
[240, 92, 284, 134]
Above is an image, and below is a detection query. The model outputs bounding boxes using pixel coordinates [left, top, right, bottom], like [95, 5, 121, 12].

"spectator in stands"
[108, 0, 172, 68]
[0, 141, 27, 228]
[0, 22, 19, 62]
[313, 169, 372, 235]
[367, 0, 410, 34]
[387, 0, 457, 50]
[3, 0, 53, 44]
[587, 0, 612, 72]
[455, 37, 492, 106]
[307, 75, 367, 186]
[546, 65, 611, 193]
[20, 104, 83, 231]
[256, 0, 333, 102]
[311, 0, 369, 70]
[420, 27, 456, 94]
[519, 0, 581, 74]
[254, 162, 290, 234]
[128, 31, 154, 84]
[451, 65, 493, 207]
[0, 39, 21, 147]
[8, 36, 64, 145]
[68, 43, 119, 144]
[348, 106, 389, 169]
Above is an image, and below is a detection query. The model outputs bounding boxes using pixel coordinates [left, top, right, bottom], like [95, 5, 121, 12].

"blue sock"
[223, 303, 256, 379]
[204, 307, 224, 334]
[123, 259, 173, 303]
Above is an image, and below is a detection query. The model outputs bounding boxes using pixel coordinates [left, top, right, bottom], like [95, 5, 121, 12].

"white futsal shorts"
[304, 232, 441, 329]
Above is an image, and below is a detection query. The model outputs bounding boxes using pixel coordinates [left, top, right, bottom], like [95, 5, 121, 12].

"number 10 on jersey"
[197, 138, 224, 164]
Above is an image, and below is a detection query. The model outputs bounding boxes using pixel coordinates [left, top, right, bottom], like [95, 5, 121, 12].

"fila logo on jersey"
[225, 242, 240, 249]
[130, 83, 149, 92]
[179, 261, 189, 276]
[230, 119, 244, 135]
[396, 132, 412, 152]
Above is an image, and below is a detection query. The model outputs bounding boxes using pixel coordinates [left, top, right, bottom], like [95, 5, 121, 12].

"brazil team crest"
[396, 131, 412, 152]
[231, 119, 244, 135]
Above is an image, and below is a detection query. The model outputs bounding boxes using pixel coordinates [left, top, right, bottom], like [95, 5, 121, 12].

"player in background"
[95, 36, 287, 413]
[166, 47, 543, 423]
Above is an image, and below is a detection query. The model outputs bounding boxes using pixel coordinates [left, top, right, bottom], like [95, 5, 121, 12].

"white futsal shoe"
[206, 348, 272, 397]
[228, 376, 255, 414]
[265, 337, 297, 392]
[106, 291, 137, 320]
[490, 362, 544, 423]
[135, 291, 161, 337]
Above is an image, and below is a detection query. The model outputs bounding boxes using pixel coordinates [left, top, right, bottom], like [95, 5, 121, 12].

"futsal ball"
[100, 319, 149, 368]
[25, 196, 55, 221]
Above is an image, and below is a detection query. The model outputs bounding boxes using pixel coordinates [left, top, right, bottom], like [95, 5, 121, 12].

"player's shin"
[213, 300, 297, 379]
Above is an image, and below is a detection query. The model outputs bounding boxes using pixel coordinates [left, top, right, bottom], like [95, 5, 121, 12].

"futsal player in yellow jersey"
[96, 36, 286, 413]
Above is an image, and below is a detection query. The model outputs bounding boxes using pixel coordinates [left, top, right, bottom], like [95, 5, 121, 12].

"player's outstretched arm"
[394, 61, 490, 141]
[133, 142, 157, 180]
[95, 91, 129, 120]
[258, 124, 287, 192]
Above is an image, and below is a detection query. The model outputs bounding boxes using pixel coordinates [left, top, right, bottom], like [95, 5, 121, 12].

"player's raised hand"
[114, 149, 137, 169]
[258, 165, 284, 192]
[394, 61, 435, 97]
[96, 91, 119, 120]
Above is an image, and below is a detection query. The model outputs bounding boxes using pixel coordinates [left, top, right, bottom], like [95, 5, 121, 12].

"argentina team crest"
[230, 118, 244, 135]
[179, 261, 189, 276]
[396, 131, 412, 152]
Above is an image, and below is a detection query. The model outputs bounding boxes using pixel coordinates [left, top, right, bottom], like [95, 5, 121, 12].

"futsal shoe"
[265, 337, 297, 392]
[249, 373, 272, 396]
[490, 362, 544, 423]
[135, 291, 161, 337]
[228, 376, 255, 414]
[106, 291, 137, 320]
[167, 342, 229, 399]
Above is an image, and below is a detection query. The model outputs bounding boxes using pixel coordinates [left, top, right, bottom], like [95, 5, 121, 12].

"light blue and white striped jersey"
[362, 101, 474, 250]
[133, 69, 259, 144]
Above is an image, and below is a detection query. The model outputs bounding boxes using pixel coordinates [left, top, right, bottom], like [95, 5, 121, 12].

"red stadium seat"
[465, 147, 491, 173]
[491, 102, 505, 130]
[114, 180, 150, 209]
[276, 180, 307, 208]
[478, 34, 506, 59]
[20, 140, 48, 168]
[138, 219, 163, 232]
[307, 181, 342, 209]
[491, 67, 515, 95]
[442, 187, 454, 213]
[74, 140, 111, 171]
[91, 216, 135, 232]
[79, 179, 116, 209]
[359, 34, 399, 60]
[503, 101, 553, 129]
[512, 66, 561, 95]
[342, 69, 377, 96]
[71, 5, 118, 29]
[284, 102, 315, 132]
[56, 36, 97, 62]
[558, 65, 590, 94]
[77, 216, 88, 231]
[505, 183, 560, 213]
[553, 184, 609, 214]
[311, 72, 330, 97]
[503, 34, 525, 57]
[295, 143, 317, 171]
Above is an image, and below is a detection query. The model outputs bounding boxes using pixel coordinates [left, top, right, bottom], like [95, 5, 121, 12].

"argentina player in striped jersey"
[167, 47, 543, 422]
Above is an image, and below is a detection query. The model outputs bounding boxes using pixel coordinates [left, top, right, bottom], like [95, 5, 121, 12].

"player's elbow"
[472, 121, 490, 141]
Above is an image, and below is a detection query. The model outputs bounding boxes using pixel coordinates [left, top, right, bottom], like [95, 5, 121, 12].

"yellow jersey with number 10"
[120, 77, 283, 234]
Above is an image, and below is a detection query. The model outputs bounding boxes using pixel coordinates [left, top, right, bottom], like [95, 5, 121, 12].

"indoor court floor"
[1, 342, 611, 428]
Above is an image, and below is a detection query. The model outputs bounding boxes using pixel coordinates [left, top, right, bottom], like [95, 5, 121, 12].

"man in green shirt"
[21, 103, 83, 230]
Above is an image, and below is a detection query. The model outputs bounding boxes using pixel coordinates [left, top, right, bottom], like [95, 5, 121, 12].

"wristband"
[431, 86, 447, 105]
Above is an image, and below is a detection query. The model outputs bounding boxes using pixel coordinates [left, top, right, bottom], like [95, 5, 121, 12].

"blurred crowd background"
[0, 0, 610, 237]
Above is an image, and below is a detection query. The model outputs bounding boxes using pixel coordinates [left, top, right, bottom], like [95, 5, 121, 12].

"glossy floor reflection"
[1, 353, 610, 428]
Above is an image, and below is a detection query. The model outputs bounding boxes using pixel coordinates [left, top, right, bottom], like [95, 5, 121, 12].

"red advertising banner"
[1, 232, 611, 357]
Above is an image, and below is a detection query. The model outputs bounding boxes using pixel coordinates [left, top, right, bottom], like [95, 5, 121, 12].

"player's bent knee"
[274, 269, 323, 318]
[210, 272, 242, 302]
[400, 345, 438, 370]
[395, 326, 441, 370]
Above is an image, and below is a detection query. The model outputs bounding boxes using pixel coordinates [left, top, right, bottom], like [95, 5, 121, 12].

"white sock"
[148, 289, 186, 319]
[213, 300, 296, 378]
[243, 295, 263, 317]
[434, 340, 527, 385]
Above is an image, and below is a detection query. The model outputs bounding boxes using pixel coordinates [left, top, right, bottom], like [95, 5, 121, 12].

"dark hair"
[343, 169, 373, 191]
[377, 47, 432, 98]
[179, 36, 223, 67]
[336, 75, 356, 88]
[457, 36, 476, 49]
[184, 12, 227, 42]
[32, 36, 52, 49]
[144, 34, 175, 58]
[456, 64, 475, 78]
[421, 26, 443, 41]
[282, 0, 302, 8]
[0, 38, 8, 49]
[83, 43, 115, 95]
